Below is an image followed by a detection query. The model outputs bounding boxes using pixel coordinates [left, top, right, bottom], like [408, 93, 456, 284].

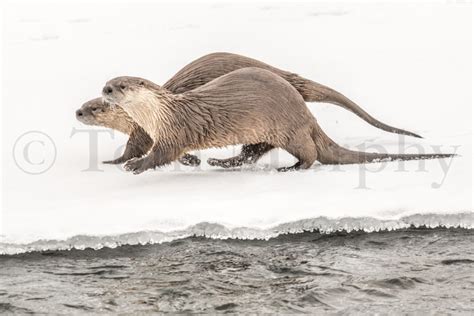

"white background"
[1, 1, 472, 251]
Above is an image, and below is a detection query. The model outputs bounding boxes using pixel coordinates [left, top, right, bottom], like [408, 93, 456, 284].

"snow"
[1, 1, 472, 254]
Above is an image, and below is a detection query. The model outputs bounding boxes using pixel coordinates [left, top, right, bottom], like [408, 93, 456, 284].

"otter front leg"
[208, 143, 274, 168]
[105, 151, 199, 166]
[124, 144, 181, 175]
[103, 156, 129, 165]
[123, 156, 154, 174]
[103, 126, 153, 164]
[103, 126, 200, 167]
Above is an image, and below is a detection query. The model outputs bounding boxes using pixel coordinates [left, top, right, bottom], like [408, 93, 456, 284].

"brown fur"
[77, 52, 421, 166]
[164, 52, 421, 138]
[76, 98, 199, 165]
[76, 98, 135, 134]
[102, 68, 454, 174]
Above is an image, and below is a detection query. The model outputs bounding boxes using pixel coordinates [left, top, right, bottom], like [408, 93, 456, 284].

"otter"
[101, 68, 454, 174]
[76, 98, 200, 166]
[77, 52, 421, 166]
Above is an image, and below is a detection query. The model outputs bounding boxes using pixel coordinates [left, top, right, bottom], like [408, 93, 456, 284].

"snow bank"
[1, 213, 473, 255]
[1, 2, 472, 254]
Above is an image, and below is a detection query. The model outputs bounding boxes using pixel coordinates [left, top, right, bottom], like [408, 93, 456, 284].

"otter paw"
[179, 154, 201, 167]
[277, 165, 301, 172]
[207, 158, 222, 167]
[207, 158, 234, 168]
[124, 158, 147, 175]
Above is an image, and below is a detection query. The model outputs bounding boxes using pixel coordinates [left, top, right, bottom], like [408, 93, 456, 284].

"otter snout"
[103, 82, 127, 95]
[76, 97, 109, 125]
[103, 76, 147, 106]
[103, 85, 114, 95]
[75, 106, 93, 123]
[76, 109, 84, 118]
[102, 84, 118, 108]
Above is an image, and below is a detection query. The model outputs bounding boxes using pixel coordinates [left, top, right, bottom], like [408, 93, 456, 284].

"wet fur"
[103, 68, 454, 174]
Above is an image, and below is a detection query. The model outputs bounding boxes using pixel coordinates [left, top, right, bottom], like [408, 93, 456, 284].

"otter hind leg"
[278, 134, 317, 172]
[277, 162, 303, 172]
[207, 156, 242, 168]
[207, 143, 274, 168]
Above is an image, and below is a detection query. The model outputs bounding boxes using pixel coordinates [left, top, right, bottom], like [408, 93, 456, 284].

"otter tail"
[311, 125, 455, 165]
[288, 75, 422, 138]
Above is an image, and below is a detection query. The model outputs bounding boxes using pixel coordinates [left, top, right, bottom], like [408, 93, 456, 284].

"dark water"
[1, 228, 473, 314]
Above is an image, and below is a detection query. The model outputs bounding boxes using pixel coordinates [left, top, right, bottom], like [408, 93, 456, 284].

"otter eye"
[91, 107, 98, 111]
[139, 81, 145, 86]
[120, 84, 126, 90]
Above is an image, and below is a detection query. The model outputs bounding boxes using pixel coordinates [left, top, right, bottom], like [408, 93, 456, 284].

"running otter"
[101, 68, 453, 174]
[77, 52, 421, 166]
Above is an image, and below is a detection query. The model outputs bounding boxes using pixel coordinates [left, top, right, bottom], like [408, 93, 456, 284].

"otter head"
[76, 97, 135, 134]
[102, 76, 160, 109]
[76, 98, 111, 125]
[102, 76, 165, 138]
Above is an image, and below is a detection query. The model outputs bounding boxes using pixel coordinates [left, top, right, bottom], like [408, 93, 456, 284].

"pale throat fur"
[119, 88, 175, 143]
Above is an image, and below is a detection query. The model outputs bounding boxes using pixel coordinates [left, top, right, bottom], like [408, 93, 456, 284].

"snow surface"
[1, 2, 472, 254]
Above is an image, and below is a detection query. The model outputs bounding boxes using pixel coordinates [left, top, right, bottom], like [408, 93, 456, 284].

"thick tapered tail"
[312, 127, 456, 165]
[319, 144, 455, 165]
[289, 75, 422, 138]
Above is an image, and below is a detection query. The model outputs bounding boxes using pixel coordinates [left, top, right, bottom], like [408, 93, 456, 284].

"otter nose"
[76, 109, 83, 117]
[103, 85, 113, 95]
